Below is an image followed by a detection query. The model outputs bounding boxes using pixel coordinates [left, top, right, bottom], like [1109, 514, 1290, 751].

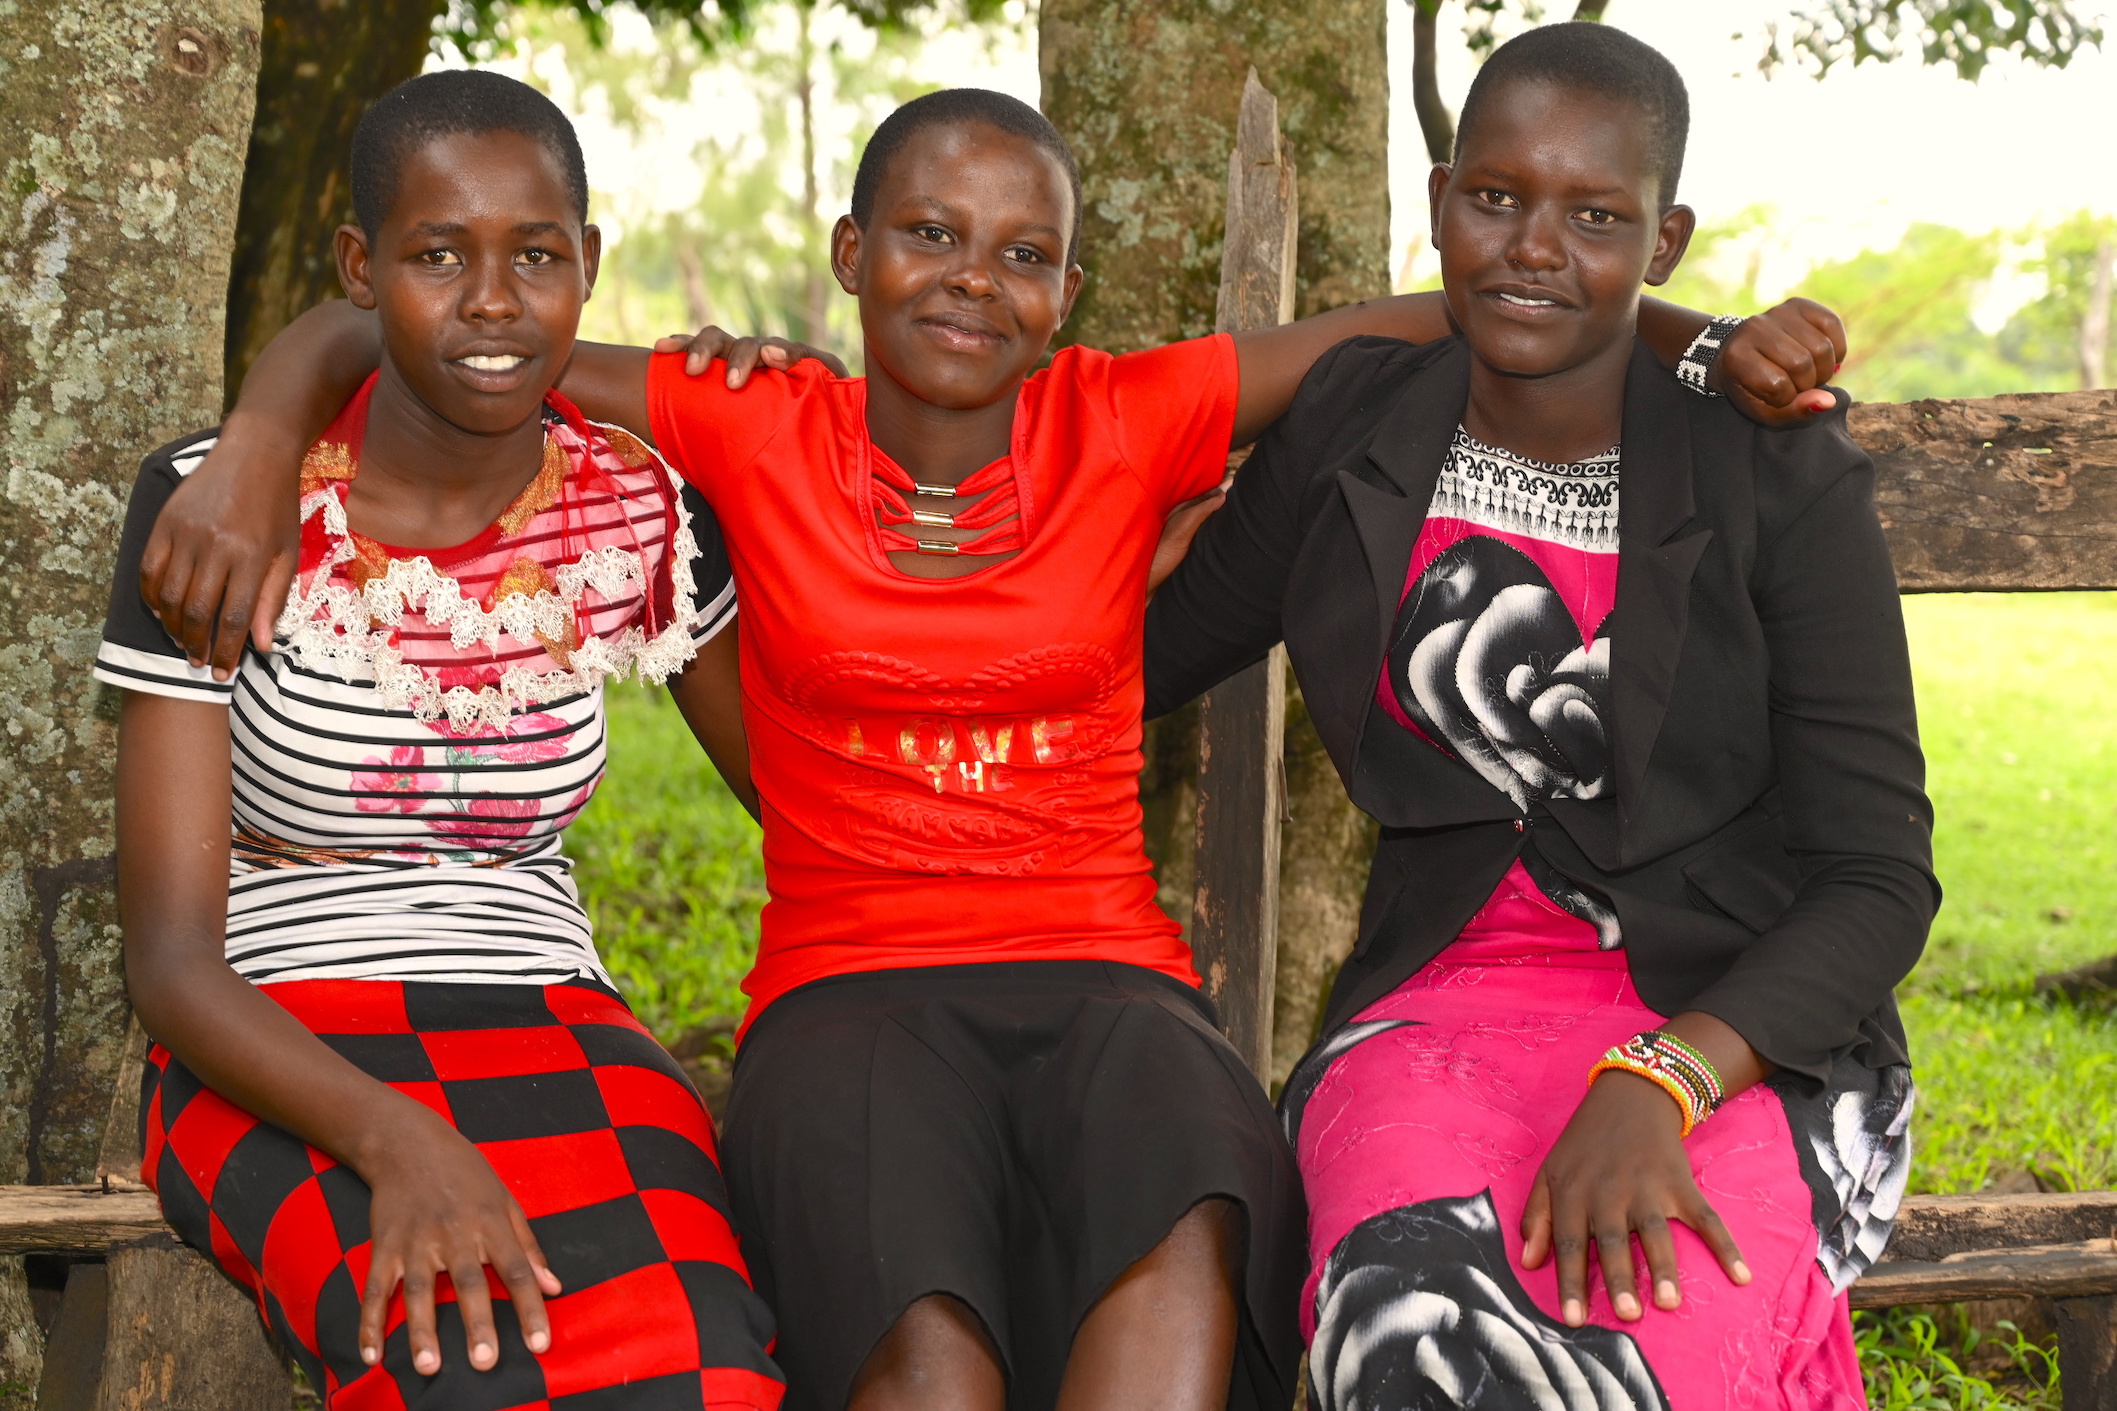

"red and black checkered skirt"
[140, 979, 785, 1411]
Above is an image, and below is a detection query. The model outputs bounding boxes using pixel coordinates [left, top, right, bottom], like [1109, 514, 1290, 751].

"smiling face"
[1429, 80, 1693, 380]
[335, 129, 600, 436]
[833, 119, 1083, 411]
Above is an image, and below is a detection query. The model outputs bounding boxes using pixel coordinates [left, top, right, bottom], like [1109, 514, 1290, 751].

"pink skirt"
[1286, 863, 1910, 1411]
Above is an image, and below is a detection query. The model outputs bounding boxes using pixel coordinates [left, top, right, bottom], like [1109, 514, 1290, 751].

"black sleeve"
[1143, 337, 1390, 718]
[1689, 416, 1941, 1079]
[680, 481, 737, 641]
[91, 430, 235, 704]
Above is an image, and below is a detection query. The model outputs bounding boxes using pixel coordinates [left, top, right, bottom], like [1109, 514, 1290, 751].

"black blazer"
[1145, 336, 1940, 1082]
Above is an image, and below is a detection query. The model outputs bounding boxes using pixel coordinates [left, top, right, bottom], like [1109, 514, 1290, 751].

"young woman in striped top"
[99, 72, 811, 1410]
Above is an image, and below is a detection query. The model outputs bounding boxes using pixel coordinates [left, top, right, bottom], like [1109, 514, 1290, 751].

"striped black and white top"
[95, 426, 736, 989]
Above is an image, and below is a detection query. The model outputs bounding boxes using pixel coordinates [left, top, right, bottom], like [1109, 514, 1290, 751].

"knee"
[848, 1294, 1004, 1411]
[1169, 1196, 1245, 1285]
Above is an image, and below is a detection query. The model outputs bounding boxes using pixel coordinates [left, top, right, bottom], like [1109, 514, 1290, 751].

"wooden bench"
[1858, 1192, 2117, 1408]
[6, 1024, 296, 1409]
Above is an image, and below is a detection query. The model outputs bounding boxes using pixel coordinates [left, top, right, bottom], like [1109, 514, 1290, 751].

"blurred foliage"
[1757, 0, 2101, 81]
[1657, 207, 2116, 403]
[443, 0, 1008, 62]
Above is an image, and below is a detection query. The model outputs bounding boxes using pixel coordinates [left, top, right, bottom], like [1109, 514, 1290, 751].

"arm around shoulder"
[1145, 336, 1419, 716]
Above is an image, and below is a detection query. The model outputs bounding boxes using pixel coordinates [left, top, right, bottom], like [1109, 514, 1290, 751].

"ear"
[831, 214, 862, 296]
[1056, 263, 1085, 330]
[1426, 164, 1452, 250]
[1642, 203, 1696, 288]
[335, 225, 377, 310]
[581, 223, 603, 300]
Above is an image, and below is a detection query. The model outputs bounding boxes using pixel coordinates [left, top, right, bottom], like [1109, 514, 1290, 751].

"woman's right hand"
[357, 1110, 563, 1375]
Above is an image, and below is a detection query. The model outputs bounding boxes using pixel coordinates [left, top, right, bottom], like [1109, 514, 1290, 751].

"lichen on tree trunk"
[0, 0, 262, 1390]
[1041, 0, 1387, 1087]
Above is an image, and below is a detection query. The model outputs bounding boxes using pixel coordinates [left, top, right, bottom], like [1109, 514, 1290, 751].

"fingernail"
[416, 1351, 437, 1373]
[1563, 1299, 1584, 1326]
[1657, 1279, 1680, 1307]
[362, 1345, 379, 1366]
[475, 1342, 494, 1364]
[529, 1330, 550, 1353]
[1733, 1260, 1753, 1284]
[1616, 1293, 1640, 1320]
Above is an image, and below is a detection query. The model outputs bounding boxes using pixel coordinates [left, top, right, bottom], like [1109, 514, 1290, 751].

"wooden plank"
[0, 1186, 167, 1256]
[1849, 1240, 2117, 1307]
[1190, 69, 1299, 1079]
[1885, 1190, 2117, 1263]
[1852, 388, 2117, 591]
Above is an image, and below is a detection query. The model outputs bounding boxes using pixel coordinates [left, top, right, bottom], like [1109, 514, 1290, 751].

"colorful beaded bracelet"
[1586, 1031, 1727, 1139]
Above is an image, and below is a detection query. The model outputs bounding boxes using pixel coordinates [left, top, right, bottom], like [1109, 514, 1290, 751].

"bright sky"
[497, 1, 2117, 308]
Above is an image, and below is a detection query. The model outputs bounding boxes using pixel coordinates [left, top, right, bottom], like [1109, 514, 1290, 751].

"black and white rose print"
[1310, 1191, 1669, 1411]
[1388, 535, 1612, 812]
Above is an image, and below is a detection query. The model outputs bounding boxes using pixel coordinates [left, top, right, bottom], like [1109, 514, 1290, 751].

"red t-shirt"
[648, 335, 1240, 1031]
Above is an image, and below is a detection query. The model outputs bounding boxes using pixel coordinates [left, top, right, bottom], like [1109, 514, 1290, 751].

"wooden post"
[2055, 1294, 2117, 1411]
[1190, 71, 1297, 1079]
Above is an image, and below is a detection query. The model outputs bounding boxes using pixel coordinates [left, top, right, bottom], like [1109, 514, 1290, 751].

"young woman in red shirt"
[138, 88, 1845, 1411]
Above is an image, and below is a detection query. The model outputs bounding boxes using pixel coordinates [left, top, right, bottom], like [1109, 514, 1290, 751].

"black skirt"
[719, 960, 1305, 1411]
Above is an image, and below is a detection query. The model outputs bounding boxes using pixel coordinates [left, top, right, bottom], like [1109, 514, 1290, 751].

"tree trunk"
[2080, 238, 2113, 391]
[1041, 0, 1388, 1088]
[0, 0, 263, 1394]
[222, 0, 445, 403]
[1411, 1, 1454, 164]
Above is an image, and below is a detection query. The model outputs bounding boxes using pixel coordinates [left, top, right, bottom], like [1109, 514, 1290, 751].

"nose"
[461, 253, 523, 324]
[1506, 205, 1567, 274]
[943, 247, 1002, 301]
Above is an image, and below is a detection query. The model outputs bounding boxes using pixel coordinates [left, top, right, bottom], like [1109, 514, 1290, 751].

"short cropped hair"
[1455, 23, 1690, 209]
[350, 70, 590, 237]
[850, 89, 1084, 264]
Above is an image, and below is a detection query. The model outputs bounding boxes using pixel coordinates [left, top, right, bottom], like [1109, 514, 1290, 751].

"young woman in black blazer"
[1146, 25, 1937, 1411]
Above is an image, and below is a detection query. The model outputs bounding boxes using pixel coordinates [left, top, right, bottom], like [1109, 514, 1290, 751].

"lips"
[446, 348, 538, 389]
[1480, 284, 1572, 315]
[915, 313, 1005, 352]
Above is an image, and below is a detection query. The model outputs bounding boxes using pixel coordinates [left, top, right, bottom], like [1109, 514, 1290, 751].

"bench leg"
[2055, 1293, 2117, 1411]
[86, 1236, 291, 1411]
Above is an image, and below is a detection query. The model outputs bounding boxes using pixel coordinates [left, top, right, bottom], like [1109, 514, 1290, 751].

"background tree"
[0, 1, 263, 1395]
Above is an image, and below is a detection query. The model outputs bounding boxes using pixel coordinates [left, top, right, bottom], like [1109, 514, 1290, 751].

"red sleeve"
[1100, 332, 1240, 511]
[645, 351, 818, 498]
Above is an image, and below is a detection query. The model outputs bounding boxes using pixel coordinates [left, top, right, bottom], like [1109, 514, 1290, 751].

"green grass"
[1898, 595, 2117, 1200]
[573, 595, 2117, 1408]
[566, 684, 765, 1039]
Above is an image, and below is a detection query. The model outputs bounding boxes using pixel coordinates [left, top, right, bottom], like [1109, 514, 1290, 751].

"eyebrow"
[406, 220, 571, 237]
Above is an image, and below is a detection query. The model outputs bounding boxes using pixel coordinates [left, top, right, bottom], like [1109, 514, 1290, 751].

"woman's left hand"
[1519, 1069, 1752, 1327]
[652, 326, 850, 386]
[1711, 297, 1847, 425]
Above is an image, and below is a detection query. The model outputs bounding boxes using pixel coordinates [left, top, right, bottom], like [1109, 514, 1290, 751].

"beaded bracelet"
[1675, 314, 1747, 398]
[1587, 1031, 1727, 1139]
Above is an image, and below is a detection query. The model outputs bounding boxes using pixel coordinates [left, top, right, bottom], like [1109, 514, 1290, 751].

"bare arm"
[117, 691, 561, 1376]
[664, 621, 757, 821]
[140, 302, 840, 679]
[1227, 291, 1847, 444]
